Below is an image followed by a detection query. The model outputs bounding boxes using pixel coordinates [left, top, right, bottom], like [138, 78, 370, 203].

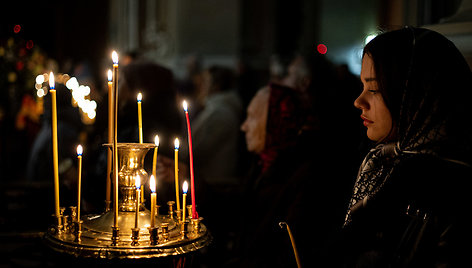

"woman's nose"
[354, 92, 367, 110]
[241, 119, 248, 132]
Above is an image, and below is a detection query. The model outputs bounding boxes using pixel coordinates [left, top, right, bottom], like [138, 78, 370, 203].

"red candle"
[182, 101, 197, 219]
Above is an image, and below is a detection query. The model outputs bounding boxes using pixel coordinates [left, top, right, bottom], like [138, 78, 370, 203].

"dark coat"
[232, 130, 352, 268]
[326, 155, 472, 267]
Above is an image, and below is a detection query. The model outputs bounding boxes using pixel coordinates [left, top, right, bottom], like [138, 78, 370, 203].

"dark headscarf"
[259, 83, 307, 172]
[345, 27, 472, 225]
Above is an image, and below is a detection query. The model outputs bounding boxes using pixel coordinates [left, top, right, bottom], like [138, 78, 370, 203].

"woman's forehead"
[361, 55, 376, 82]
[248, 87, 269, 113]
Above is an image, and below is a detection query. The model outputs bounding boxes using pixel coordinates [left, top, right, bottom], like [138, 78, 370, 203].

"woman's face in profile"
[354, 54, 393, 142]
[240, 88, 269, 153]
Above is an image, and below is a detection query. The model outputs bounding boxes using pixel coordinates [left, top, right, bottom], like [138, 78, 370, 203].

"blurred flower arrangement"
[0, 26, 53, 143]
[0, 25, 96, 129]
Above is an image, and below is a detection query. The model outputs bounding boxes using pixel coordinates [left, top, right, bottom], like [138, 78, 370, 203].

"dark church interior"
[1, 0, 471, 267]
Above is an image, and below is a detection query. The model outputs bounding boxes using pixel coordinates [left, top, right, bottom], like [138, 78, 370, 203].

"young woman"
[339, 27, 472, 267]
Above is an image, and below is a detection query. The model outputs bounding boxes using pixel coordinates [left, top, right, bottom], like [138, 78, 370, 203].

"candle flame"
[174, 138, 180, 149]
[77, 145, 83, 156]
[112, 51, 118, 64]
[183, 181, 188, 194]
[183, 100, 188, 112]
[49, 72, 55, 89]
[150, 175, 156, 193]
[155, 135, 160, 146]
[107, 69, 112, 81]
[135, 175, 141, 189]
[137, 92, 142, 102]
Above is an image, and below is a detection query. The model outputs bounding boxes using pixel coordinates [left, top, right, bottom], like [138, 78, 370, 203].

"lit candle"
[106, 69, 113, 211]
[183, 101, 197, 219]
[149, 175, 157, 227]
[135, 175, 141, 229]
[152, 135, 159, 179]
[49, 71, 60, 218]
[174, 138, 181, 211]
[112, 51, 119, 228]
[76, 145, 83, 221]
[182, 181, 188, 222]
[149, 135, 159, 215]
[137, 92, 143, 143]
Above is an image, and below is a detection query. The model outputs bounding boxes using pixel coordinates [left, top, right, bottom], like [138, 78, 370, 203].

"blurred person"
[122, 50, 140, 66]
[184, 65, 244, 266]
[192, 65, 243, 186]
[86, 60, 183, 211]
[176, 54, 204, 117]
[225, 49, 364, 267]
[227, 83, 332, 267]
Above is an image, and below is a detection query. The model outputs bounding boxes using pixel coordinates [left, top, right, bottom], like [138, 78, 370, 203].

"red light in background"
[14, 25, 21, 34]
[26, 40, 34, 50]
[317, 44, 327, 54]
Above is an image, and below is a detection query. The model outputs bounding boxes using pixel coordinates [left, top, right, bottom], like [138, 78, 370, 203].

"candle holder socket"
[131, 228, 140, 246]
[180, 220, 189, 240]
[148, 227, 158, 245]
[186, 205, 192, 221]
[69, 206, 77, 222]
[161, 223, 169, 242]
[167, 201, 175, 218]
[191, 217, 202, 234]
[111, 226, 120, 246]
[74, 220, 83, 242]
[175, 210, 182, 223]
[59, 207, 66, 230]
[62, 215, 70, 233]
[52, 214, 63, 234]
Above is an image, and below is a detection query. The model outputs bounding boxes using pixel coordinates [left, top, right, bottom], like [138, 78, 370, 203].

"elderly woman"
[228, 77, 351, 267]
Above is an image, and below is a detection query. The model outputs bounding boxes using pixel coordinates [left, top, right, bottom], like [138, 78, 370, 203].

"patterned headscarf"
[345, 27, 472, 226]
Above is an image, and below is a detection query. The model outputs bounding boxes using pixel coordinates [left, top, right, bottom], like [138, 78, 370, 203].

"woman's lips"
[361, 115, 373, 126]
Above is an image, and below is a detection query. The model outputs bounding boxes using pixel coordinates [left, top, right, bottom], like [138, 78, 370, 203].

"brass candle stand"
[44, 142, 211, 259]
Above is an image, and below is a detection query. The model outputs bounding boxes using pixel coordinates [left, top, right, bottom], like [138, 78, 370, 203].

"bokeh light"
[13, 25, 21, 34]
[26, 40, 34, 50]
[317, 44, 328, 54]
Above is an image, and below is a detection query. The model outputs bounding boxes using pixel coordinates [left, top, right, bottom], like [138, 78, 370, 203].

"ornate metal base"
[43, 210, 211, 259]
